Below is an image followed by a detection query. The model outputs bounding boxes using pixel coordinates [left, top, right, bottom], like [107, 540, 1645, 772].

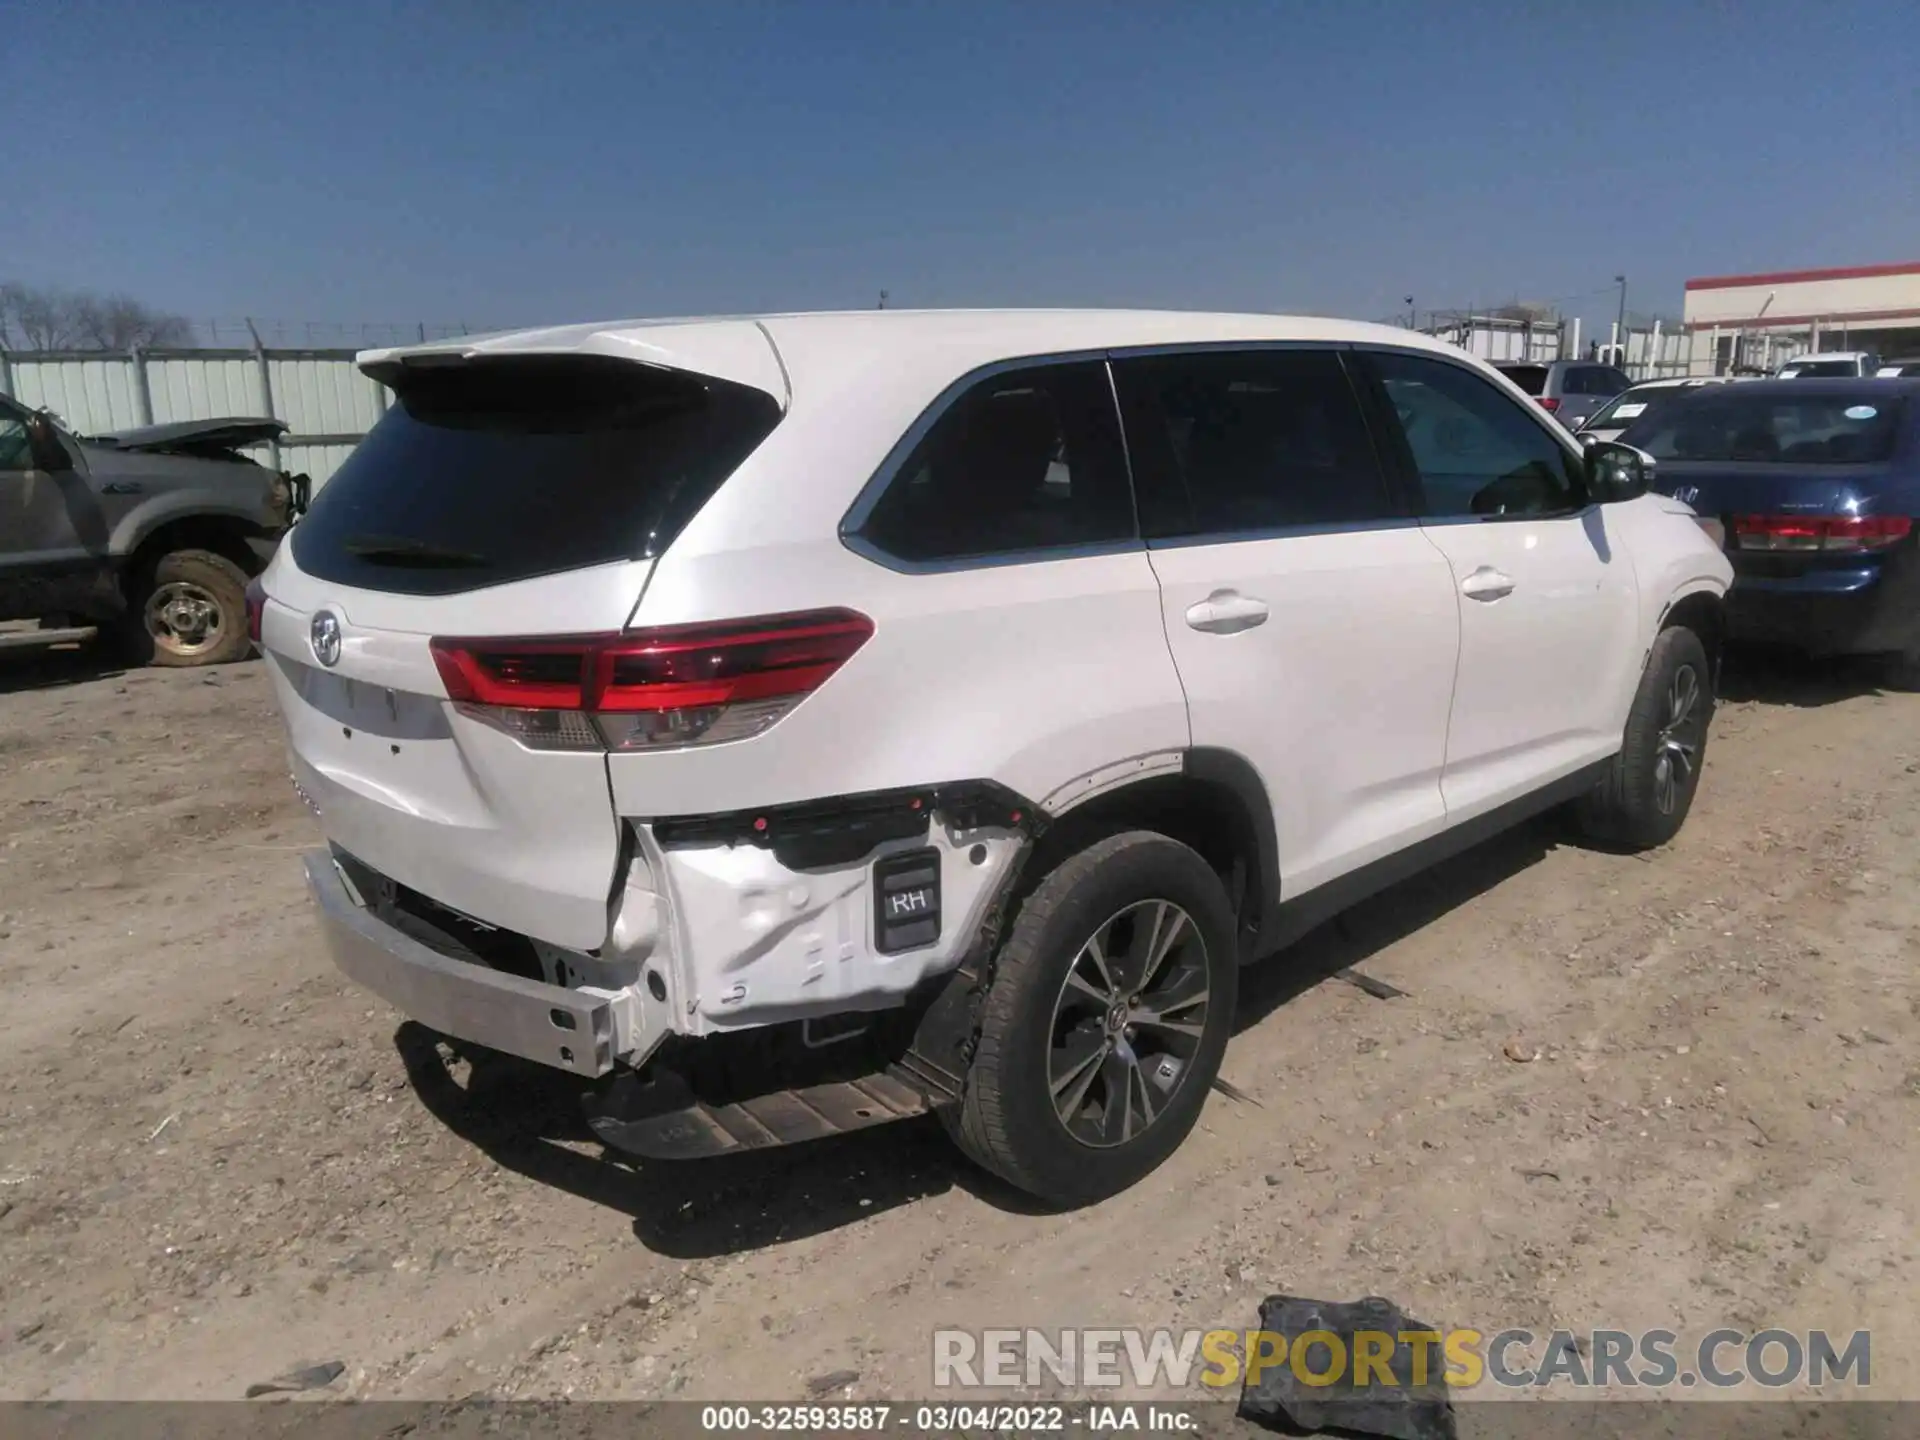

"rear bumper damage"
[302, 782, 1035, 1155]
[305, 850, 617, 1078]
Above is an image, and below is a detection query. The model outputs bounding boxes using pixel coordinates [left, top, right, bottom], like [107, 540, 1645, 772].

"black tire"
[945, 831, 1238, 1207]
[119, 549, 252, 668]
[1576, 625, 1714, 849]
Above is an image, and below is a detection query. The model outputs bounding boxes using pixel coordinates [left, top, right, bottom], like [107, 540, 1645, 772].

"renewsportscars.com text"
[933, 1326, 1870, 1391]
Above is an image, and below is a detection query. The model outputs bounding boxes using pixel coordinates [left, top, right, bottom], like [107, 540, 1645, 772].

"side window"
[1368, 350, 1584, 520]
[1111, 349, 1396, 538]
[855, 361, 1133, 564]
[0, 404, 33, 471]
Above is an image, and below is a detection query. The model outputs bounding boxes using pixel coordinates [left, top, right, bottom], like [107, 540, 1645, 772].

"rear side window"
[1568, 367, 1629, 396]
[292, 356, 782, 595]
[1111, 349, 1397, 538]
[853, 361, 1134, 564]
[1496, 364, 1550, 395]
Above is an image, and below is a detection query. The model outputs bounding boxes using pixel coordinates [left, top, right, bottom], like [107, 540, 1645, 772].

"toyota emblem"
[310, 610, 343, 668]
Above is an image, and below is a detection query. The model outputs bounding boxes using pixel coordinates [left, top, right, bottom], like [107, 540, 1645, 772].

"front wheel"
[120, 549, 252, 668]
[944, 831, 1238, 1208]
[1575, 625, 1714, 849]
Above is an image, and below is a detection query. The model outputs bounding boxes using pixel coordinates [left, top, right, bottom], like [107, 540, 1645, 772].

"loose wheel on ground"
[119, 549, 252, 668]
[1575, 624, 1714, 849]
[945, 831, 1238, 1208]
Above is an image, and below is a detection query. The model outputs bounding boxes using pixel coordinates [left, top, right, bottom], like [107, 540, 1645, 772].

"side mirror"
[1586, 439, 1654, 503]
[24, 412, 73, 473]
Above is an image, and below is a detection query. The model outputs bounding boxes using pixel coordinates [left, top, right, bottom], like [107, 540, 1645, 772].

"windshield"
[292, 355, 783, 596]
[1623, 391, 1903, 465]
[1585, 386, 1693, 432]
[1494, 364, 1550, 395]
[1781, 359, 1860, 378]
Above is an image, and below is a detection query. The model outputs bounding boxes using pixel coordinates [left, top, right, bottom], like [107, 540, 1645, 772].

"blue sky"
[9, 1, 1917, 342]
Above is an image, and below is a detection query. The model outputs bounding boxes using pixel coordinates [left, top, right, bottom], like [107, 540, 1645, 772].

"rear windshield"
[292, 356, 782, 595]
[1780, 359, 1860, 378]
[1494, 364, 1549, 395]
[1622, 391, 1904, 465]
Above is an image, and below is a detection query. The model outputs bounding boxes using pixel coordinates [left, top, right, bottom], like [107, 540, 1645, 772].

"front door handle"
[100, 481, 144, 495]
[1185, 589, 1270, 634]
[1460, 566, 1516, 602]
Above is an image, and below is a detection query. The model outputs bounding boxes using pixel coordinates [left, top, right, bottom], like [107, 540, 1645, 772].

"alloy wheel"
[1653, 663, 1703, 815]
[1047, 899, 1210, 1148]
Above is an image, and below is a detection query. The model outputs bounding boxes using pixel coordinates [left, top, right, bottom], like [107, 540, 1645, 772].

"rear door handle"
[1460, 566, 1516, 602]
[1184, 589, 1270, 634]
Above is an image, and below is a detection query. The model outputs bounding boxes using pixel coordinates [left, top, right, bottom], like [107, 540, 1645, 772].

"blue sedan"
[1619, 379, 1920, 687]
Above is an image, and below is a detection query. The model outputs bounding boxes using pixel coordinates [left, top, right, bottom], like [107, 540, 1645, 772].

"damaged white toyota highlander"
[256, 310, 1733, 1206]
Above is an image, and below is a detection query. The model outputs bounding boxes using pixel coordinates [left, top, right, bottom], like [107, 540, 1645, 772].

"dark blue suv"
[1620, 379, 1920, 686]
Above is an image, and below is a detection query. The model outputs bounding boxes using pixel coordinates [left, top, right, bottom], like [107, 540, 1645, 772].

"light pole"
[1404, 295, 1416, 329]
[1614, 274, 1628, 365]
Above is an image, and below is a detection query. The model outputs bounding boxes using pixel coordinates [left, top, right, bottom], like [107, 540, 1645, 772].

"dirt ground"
[1, 642, 1917, 1414]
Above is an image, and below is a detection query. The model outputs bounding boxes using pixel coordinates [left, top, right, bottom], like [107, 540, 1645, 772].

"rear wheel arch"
[1020, 749, 1278, 965]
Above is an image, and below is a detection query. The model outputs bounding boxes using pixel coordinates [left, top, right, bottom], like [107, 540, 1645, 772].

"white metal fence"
[0, 346, 385, 487]
[1409, 312, 1704, 380]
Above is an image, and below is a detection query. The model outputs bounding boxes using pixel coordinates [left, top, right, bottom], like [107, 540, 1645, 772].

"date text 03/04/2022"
[698, 1403, 1196, 1432]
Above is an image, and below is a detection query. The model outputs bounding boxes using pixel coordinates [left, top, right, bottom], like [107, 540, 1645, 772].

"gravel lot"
[1, 644, 1917, 1410]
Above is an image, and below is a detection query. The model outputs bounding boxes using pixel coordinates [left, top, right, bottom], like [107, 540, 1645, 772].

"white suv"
[257, 311, 1733, 1206]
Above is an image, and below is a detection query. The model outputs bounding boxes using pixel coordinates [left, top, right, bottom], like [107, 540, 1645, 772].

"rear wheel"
[120, 549, 252, 668]
[1576, 625, 1713, 849]
[945, 831, 1237, 1207]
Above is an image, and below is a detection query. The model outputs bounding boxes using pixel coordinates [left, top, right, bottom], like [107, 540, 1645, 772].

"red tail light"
[245, 577, 265, 644]
[430, 609, 874, 752]
[1732, 514, 1912, 553]
[1535, 396, 1561, 412]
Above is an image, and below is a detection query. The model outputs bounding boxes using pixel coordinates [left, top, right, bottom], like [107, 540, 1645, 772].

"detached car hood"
[88, 417, 287, 457]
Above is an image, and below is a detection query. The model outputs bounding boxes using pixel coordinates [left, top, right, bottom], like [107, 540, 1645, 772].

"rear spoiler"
[357, 321, 791, 408]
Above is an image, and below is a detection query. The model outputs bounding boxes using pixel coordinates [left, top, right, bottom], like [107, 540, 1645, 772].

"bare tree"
[0, 282, 73, 349]
[0, 282, 194, 350]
